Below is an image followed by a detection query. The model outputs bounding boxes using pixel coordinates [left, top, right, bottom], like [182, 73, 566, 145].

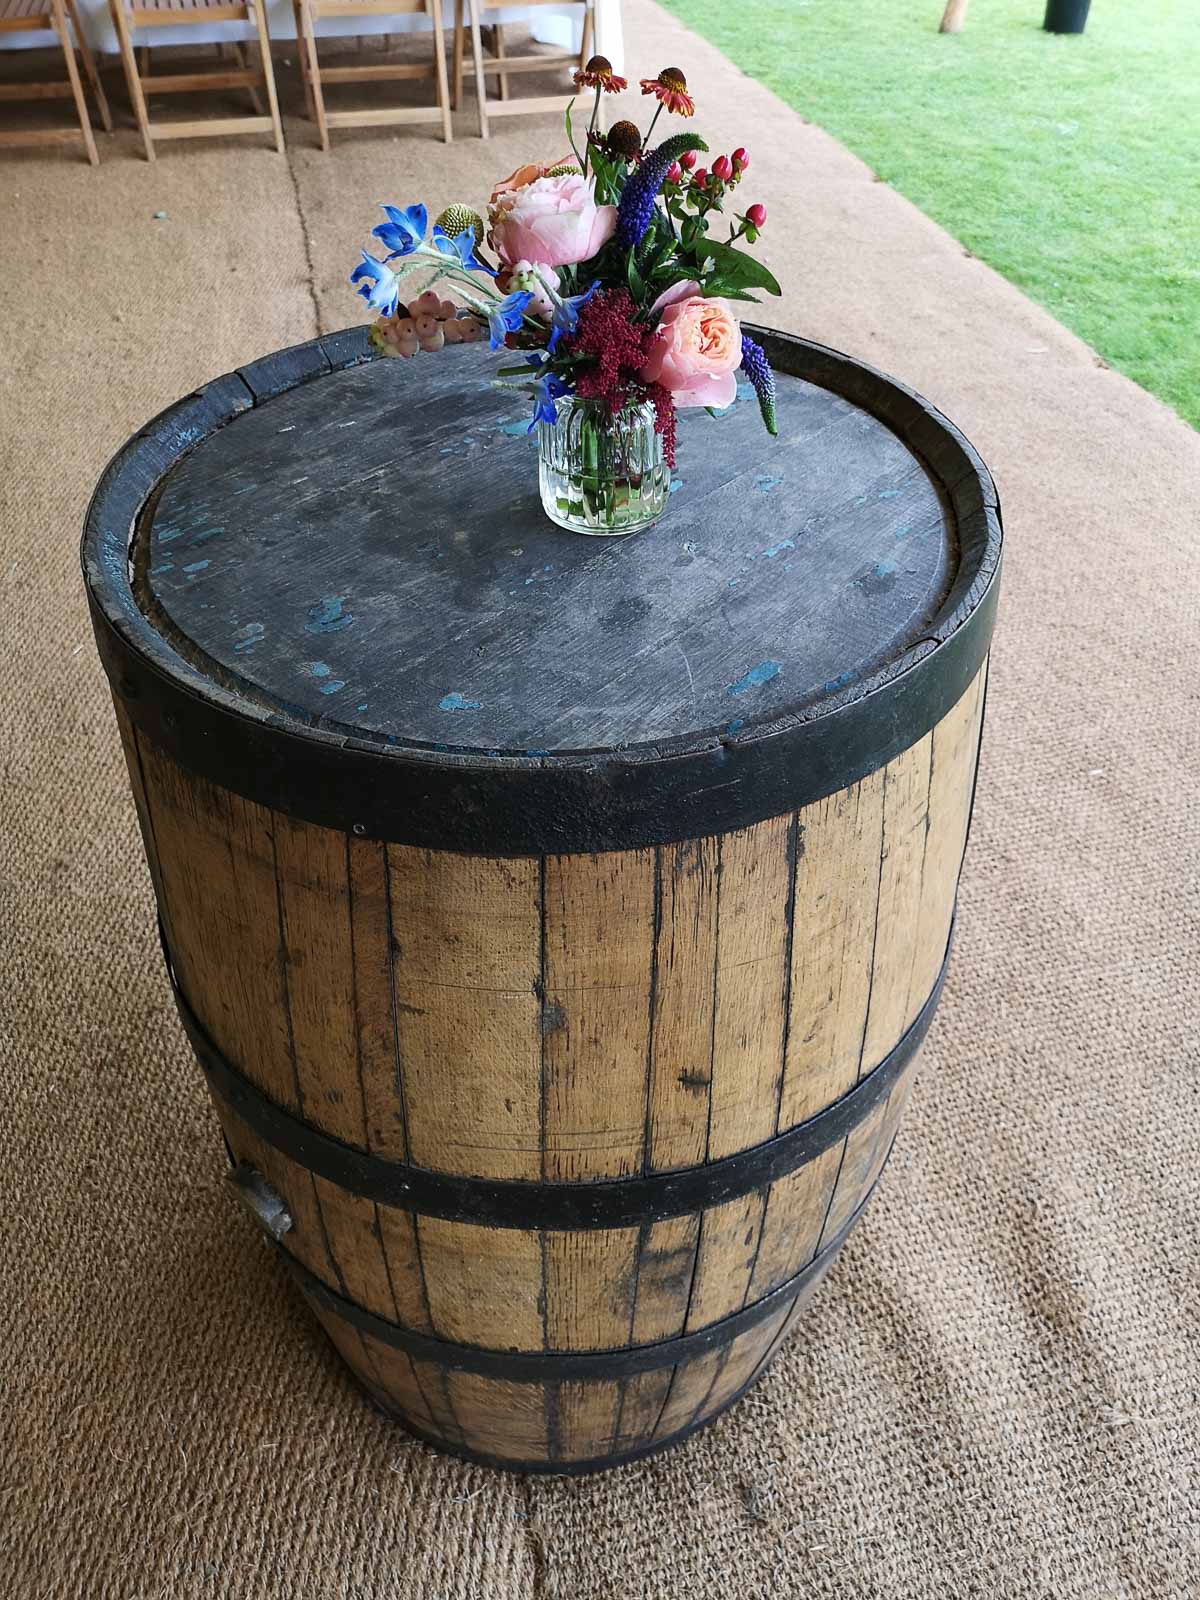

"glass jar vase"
[538, 399, 670, 537]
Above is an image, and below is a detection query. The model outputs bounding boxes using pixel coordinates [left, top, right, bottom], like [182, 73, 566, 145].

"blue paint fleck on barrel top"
[233, 622, 265, 654]
[440, 692, 482, 711]
[728, 661, 782, 697]
[305, 595, 354, 634]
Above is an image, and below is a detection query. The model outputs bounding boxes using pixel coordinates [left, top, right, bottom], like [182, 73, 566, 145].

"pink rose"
[490, 174, 617, 270]
[640, 280, 741, 408]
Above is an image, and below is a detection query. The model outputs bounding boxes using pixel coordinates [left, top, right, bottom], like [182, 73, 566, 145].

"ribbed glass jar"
[538, 399, 670, 536]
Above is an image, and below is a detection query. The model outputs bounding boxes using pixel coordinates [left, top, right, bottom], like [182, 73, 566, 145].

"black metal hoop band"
[83, 327, 1001, 856]
[358, 1360, 776, 1476]
[281, 1153, 881, 1384]
[166, 920, 946, 1232]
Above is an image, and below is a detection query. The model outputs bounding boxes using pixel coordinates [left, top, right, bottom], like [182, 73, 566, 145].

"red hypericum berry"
[712, 154, 734, 181]
[693, 167, 708, 186]
[679, 149, 697, 170]
[746, 202, 767, 228]
[732, 146, 749, 169]
[666, 162, 682, 184]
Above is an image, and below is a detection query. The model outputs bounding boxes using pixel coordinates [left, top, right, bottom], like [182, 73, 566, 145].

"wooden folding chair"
[107, 0, 284, 161]
[453, 0, 593, 139]
[0, 0, 111, 164]
[291, 0, 453, 150]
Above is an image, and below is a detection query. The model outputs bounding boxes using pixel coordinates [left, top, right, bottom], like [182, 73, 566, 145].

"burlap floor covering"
[1, 3, 1197, 1594]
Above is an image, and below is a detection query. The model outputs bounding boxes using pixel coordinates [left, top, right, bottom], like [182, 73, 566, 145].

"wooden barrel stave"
[198, 1051, 909, 1468]
[88, 327, 1001, 1471]
[111, 665, 984, 1469]
[305, 1254, 837, 1469]
[126, 665, 985, 1177]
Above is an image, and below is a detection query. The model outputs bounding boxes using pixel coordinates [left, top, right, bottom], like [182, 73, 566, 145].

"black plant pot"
[1044, 0, 1091, 33]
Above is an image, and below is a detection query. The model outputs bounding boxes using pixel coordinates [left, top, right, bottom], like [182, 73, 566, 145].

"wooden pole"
[940, 0, 969, 32]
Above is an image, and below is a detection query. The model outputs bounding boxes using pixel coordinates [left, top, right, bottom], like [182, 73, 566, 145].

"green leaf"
[696, 238, 782, 297]
[589, 145, 621, 206]
[627, 248, 647, 301]
[565, 98, 586, 175]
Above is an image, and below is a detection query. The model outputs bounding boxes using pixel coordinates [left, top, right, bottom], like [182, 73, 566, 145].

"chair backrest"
[313, 0, 431, 13]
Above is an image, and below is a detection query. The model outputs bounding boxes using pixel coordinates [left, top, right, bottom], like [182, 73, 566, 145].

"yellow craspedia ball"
[434, 204, 485, 245]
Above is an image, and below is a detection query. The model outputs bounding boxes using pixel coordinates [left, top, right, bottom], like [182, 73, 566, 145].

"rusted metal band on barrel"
[164, 919, 947, 1231]
[280, 1154, 883, 1385]
[82, 327, 1001, 857]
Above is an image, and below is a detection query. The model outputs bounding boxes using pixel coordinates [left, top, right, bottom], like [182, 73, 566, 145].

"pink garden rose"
[490, 174, 617, 270]
[640, 280, 741, 408]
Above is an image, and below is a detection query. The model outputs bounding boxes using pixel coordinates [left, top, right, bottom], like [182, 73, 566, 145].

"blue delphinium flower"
[547, 280, 599, 353]
[528, 369, 571, 432]
[740, 334, 778, 437]
[349, 250, 401, 316]
[487, 290, 533, 351]
[616, 133, 707, 249]
[371, 203, 427, 261]
[432, 225, 495, 275]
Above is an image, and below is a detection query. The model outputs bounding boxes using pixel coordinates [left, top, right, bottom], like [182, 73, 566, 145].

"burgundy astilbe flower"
[564, 288, 655, 414]
[645, 383, 678, 469]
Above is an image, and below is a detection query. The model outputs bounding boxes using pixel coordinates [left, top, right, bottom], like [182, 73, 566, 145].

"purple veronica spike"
[740, 334, 778, 437]
[616, 133, 708, 249]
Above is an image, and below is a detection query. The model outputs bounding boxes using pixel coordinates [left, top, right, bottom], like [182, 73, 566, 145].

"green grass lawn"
[660, 0, 1199, 428]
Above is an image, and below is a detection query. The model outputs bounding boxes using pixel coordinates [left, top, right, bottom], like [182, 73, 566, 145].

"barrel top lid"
[130, 334, 989, 756]
[84, 328, 1000, 852]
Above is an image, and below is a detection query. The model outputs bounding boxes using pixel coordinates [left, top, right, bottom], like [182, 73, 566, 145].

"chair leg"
[466, 0, 488, 139]
[49, 0, 98, 164]
[248, 0, 285, 151]
[296, 0, 328, 150]
[427, 0, 452, 144]
[65, 0, 113, 131]
[581, 1, 599, 131]
[232, 39, 266, 115]
[291, 0, 315, 119]
[492, 22, 508, 100]
[109, 0, 154, 159]
[580, 0, 593, 61]
[451, 0, 463, 112]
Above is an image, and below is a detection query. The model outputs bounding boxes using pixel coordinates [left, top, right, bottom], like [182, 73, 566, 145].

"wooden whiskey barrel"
[83, 325, 1001, 1474]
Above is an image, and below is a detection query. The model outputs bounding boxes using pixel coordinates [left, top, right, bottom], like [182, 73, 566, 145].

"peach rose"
[640, 280, 741, 408]
[490, 174, 617, 270]
[489, 156, 574, 206]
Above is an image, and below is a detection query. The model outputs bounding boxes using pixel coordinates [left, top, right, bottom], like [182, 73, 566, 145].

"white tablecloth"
[6, 0, 623, 72]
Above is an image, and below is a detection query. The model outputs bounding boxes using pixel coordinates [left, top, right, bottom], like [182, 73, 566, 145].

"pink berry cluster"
[663, 146, 766, 237]
[370, 289, 484, 360]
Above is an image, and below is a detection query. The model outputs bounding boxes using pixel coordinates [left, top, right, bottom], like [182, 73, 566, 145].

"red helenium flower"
[639, 67, 695, 117]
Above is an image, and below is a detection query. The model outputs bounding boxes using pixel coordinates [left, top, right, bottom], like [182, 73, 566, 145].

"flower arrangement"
[349, 59, 780, 535]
